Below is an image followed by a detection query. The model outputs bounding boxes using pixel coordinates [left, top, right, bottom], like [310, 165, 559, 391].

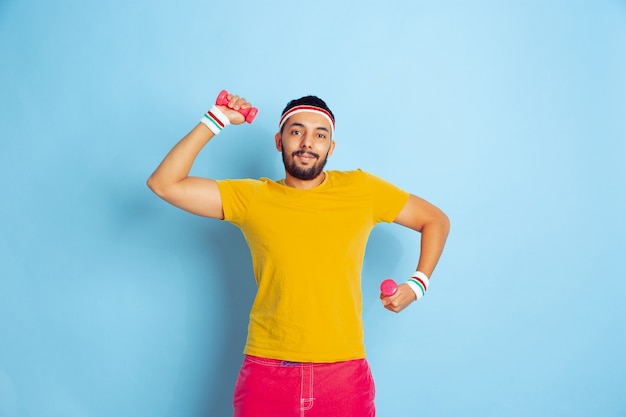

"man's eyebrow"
[288, 122, 330, 133]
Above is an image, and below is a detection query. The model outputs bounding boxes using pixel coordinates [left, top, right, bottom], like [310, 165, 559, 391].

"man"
[147, 91, 450, 416]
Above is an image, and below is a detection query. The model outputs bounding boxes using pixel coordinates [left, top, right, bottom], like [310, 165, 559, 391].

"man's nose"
[300, 133, 313, 148]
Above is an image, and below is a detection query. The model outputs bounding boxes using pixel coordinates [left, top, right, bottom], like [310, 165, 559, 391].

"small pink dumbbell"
[380, 279, 398, 297]
[216, 89, 258, 123]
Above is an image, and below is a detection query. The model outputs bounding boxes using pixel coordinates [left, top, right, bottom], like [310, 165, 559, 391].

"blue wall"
[1, 1, 625, 416]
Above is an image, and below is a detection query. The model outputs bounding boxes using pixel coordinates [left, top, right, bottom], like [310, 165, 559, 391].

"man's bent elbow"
[146, 175, 167, 198]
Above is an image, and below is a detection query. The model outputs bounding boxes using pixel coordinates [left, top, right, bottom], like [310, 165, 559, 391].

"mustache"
[292, 150, 319, 159]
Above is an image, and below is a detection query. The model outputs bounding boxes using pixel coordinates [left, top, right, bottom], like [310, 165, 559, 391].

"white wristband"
[406, 271, 430, 301]
[200, 105, 230, 135]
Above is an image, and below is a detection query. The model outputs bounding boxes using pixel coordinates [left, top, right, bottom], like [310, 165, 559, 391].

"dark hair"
[281, 95, 335, 123]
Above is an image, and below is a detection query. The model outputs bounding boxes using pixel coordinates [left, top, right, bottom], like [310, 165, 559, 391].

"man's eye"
[317, 134, 326, 139]
[291, 130, 301, 135]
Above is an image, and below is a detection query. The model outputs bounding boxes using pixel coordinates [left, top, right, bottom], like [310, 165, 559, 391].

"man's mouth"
[293, 151, 319, 162]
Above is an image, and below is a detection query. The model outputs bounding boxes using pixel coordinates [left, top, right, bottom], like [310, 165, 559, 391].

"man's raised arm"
[147, 93, 252, 219]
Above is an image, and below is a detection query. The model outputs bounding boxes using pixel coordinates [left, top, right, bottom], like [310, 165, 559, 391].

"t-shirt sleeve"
[362, 170, 410, 223]
[215, 178, 262, 226]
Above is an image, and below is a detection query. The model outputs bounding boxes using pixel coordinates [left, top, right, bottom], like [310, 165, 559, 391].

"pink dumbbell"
[380, 279, 398, 297]
[216, 89, 258, 123]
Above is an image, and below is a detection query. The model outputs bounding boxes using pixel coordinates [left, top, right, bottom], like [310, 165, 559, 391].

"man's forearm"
[416, 215, 450, 278]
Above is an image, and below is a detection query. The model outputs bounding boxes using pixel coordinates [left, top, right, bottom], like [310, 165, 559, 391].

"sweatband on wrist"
[200, 105, 230, 135]
[407, 271, 430, 301]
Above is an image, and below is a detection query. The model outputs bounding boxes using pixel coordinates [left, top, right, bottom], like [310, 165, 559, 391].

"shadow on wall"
[198, 222, 255, 416]
[103, 178, 258, 416]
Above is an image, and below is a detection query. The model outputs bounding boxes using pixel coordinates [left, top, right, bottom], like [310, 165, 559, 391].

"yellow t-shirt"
[216, 169, 410, 362]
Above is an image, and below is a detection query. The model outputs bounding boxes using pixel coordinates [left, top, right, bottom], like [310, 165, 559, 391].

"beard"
[282, 149, 329, 181]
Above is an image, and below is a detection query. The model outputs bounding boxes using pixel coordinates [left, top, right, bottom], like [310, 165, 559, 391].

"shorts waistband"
[244, 354, 365, 368]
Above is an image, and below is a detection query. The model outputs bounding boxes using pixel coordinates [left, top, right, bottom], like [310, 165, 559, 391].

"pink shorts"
[233, 355, 376, 417]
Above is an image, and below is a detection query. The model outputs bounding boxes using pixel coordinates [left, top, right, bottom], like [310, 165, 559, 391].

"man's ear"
[274, 132, 282, 152]
[327, 139, 336, 158]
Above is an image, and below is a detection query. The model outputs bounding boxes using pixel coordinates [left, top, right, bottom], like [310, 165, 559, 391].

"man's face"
[275, 112, 336, 181]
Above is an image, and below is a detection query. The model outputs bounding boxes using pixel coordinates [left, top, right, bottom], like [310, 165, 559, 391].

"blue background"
[1, 1, 625, 416]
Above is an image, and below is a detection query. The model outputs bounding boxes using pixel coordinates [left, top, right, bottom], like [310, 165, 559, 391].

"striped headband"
[279, 105, 335, 136]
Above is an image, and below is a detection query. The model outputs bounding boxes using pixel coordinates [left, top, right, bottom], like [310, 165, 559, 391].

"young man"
[147, 91, 450, 416]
